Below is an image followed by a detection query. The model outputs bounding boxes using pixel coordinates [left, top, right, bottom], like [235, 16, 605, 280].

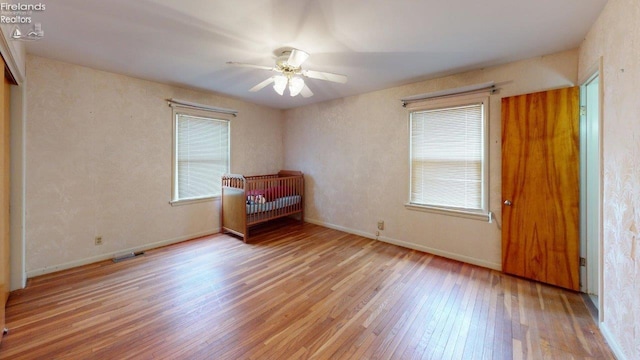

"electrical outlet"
[95, 236, 103, 246]
[377, 220, 384, 231]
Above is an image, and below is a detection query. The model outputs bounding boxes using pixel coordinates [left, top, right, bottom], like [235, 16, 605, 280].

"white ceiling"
[25, 0, 607, 109]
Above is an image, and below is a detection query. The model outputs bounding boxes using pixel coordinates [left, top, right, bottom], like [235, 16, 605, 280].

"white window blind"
[410, 103, 485, 211]
[175, 114, 229, 201]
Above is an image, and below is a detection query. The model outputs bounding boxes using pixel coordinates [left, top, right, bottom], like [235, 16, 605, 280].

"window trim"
[170, 107, 231, 206]
[405, 92, 490, 220]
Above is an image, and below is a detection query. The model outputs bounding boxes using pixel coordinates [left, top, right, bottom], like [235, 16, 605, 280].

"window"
[172, 112, 229, 203]
[407, 94, 489, 219]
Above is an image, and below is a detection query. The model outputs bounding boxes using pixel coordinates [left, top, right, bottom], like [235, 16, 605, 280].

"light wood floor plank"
[0, 220, 614, 359]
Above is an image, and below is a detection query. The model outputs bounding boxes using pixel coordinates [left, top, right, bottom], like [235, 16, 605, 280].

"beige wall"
[284, 49, 578, 270]
[579, 0, 640, 358]
[25, 55, 284, 276]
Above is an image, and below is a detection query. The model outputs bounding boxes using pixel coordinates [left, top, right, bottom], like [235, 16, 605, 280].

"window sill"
[405, 203, 490, 222]
[170, 196, 220, 207]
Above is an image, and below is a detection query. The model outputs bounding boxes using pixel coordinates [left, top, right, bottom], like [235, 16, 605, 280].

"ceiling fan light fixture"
[289, 77, 304, 97]
[273, 75, 287, 96]
[228, 48, 347, 99]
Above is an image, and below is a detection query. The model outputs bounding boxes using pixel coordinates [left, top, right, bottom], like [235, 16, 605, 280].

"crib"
[221, 170, 304, 242]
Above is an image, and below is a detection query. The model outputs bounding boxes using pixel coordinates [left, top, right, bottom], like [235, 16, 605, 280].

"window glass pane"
[176, 114, 229, 200]
[410, 103, 484, 210]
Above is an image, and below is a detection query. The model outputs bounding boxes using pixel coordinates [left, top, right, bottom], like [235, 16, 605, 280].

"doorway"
[580, 71, 601, 310]
[1, 58, 11, 340]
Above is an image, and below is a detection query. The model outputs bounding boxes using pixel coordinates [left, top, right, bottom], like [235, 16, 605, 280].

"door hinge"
[580, 106, 587, 116]
[580, 257, 586, 267]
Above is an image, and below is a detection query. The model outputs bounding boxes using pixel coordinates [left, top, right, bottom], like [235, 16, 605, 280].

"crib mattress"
[246, 195, 301, 215]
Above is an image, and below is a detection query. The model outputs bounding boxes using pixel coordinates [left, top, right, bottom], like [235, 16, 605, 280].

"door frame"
[579, 57, 604, 323]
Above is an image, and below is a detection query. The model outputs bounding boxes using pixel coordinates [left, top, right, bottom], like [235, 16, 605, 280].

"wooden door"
[501, 87, 580, 290]
[0, 56, 11, 338]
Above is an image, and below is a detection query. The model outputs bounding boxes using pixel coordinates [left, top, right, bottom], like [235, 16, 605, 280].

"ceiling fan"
[227, 48, 347, 98]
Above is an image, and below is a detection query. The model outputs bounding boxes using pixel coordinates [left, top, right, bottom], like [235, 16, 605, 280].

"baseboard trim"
[26, 229, 220, 278]
[305, 218, 501, 271]
[599, 322, 627, 360]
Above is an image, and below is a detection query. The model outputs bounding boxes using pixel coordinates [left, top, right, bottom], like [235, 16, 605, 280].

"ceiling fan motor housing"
[276, 51, 298, 75]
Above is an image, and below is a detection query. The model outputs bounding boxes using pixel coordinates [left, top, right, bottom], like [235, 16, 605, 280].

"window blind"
[410, 103, 484, 210]
[176, 114, 229, 200]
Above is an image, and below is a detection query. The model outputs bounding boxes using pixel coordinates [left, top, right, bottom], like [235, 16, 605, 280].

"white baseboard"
[599, 322, 627, 360]
[305, 218, 501, 271]
[26, 228, 220, 278]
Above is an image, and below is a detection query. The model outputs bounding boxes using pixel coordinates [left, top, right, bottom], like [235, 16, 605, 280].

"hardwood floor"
[0, 220, 614, 359]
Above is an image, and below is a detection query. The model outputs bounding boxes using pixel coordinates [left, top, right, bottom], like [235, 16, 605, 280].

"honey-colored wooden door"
[0, 56, 11, 339]
[501, 87, 580, 290]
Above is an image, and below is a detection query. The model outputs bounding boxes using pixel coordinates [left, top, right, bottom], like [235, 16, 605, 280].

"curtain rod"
[167, 98, 238, 117]
[401, 81, 496, 107]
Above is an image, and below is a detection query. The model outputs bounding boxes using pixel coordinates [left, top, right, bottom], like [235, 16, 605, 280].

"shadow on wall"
[303, 174, 318, 222]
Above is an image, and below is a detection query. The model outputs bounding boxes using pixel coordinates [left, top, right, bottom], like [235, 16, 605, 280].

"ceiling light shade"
[273, 75, 287, 96]
[289, 77, 305, 97]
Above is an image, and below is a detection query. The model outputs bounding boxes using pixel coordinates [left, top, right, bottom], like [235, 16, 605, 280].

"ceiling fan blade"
[302, 69, 347, 84]
[226, 61, 276, 71]
[249, 77, 275, 92]
[287, 49, 309, 68]
[300, 84, 313, 98]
